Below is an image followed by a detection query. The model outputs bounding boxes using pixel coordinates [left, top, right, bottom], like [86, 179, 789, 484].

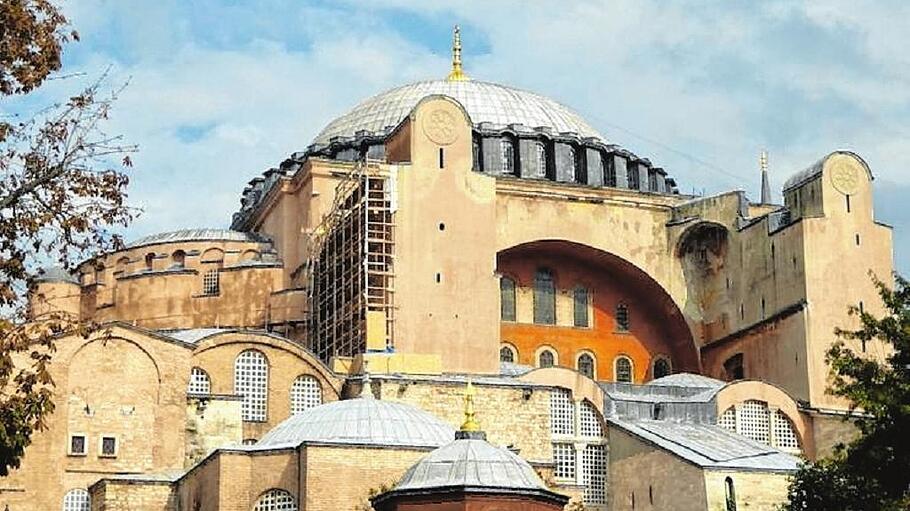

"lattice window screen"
[579, 401, 603, 438]
[234, 350, 269, 422]
[552, 443, 576, 480]
[717, 407, 737, 432]
[253, 489, 297, 511]
[202, 269, 220, 296]
[550, 389, 575, 435]
[63, 489, 90, 511]
[738, 400, 770, 445]
[582, 444, 608, 505]
[290, 375, 322, 415]
[187, 367, 211, 395]
[773, 410, 800, 451]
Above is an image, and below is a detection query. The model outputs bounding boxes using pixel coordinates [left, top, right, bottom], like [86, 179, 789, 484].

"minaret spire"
[447, 25, 469, 82]
[760, 149, 771, 204]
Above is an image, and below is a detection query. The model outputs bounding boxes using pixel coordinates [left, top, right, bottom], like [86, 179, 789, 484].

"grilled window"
[552, 443, 576, 480]
[253, 489, 298, 511]
[290, 375, 322, 415]
[500, 277, 516, 321]
[603, 155, 616, 187]
[627, 163, 640, 190]
[567, 146, 577, 182]
[535, 142, 547, 178]
[69, 435, 86, 456]
[234, 350, 269, 422]
[582, 444, 608, 505]
[579, 401, 603, 437]
[202, 268, 220, 296]
[500, 139, 515, 174]
[615, 356, 633, 383]
[499, 345, 516, 363]
[100, 436, 117, 457]
[550, 389, 575, 435]
[615, 303, 630, 331]
[533, 268, 556, 324]
[573, 286, 589, 327]
[539, 349, 555, 368]
[63, 489, 90, 511]
[577, 353, 595, 379]
[188, 367, 211, 395]
[718, 402, 801, 452]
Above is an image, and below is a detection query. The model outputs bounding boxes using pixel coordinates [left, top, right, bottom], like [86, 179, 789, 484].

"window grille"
[63, 489, 90, 511]
[535, 142, 547, 178]
[500, 277, 516, 321]
[552, 443, 576, 480]
[550, 389, 575, 435]
[202, 268, 220, 296]
[579, 401, 603, 437]
[567, 146, 577, 182]
[615, 303, 630, 331]
[738, 400, 770, 445]
[234, 350, 268, 422]
[290, 375, 322, 415]
[653, 358, 671, 379]
[773, 410, 800, 451]
[717, 407, 737, 432]
[573, 286, 589, 327]
[253, 489, 298, 511]
[188, 367, 211, 395]
[499, 346, 515, 363]
[603, 156, 617, 187]
[627, 163, 640, 190]
[500, 139, 515, 174]
[539, 349, 555, 368]
[615, 356, 633, 383]
[582, 444, 608, 506]
[577, 353, 595, 379]
[533, 268, 556, 324]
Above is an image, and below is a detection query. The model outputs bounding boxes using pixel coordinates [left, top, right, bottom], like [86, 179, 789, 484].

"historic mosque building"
[5, 28, 894, 511]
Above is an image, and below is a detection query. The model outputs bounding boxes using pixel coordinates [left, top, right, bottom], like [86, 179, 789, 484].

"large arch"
[497, 240, 700, 377]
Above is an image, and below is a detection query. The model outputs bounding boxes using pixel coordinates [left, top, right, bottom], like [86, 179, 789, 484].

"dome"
[256, 395, 455, 449]
[395, 437, 547, 492]
[35, 266, 79, 285]
[126, 228, 268, 249]
[648, 372, 725, 389]
[314, 79, 604, 146]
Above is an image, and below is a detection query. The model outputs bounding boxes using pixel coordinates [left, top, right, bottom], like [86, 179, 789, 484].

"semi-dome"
[256, 392, 455, 449]
[314, 79, 605, 146]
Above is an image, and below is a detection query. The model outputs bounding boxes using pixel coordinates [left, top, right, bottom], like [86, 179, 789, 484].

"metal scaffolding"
[309, 161, 395, 364]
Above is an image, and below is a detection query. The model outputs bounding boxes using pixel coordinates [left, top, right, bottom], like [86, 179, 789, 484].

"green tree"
[0, 0, 135, 474]
[782, 274, 910, 510]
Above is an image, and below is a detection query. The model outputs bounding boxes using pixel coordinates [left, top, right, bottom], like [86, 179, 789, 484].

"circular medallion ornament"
[829, 158, 861, 195]
[422, 109, 458, 145]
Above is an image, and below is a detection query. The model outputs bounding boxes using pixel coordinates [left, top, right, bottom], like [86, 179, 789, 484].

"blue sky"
[5, 0, 908, 274]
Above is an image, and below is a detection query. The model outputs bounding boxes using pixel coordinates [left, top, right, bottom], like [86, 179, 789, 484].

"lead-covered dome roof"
[314, 79, 605, 146]
[256, 395, 455, 449]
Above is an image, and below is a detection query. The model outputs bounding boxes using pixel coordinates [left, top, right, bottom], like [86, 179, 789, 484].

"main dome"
[313, 79, 605, 146]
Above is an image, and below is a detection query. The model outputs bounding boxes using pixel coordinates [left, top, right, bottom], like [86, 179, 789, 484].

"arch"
[536, 345, 558, 368]
[253, 488, 297, 511]
[614, 355, 633, 383]
[200, 247, 225, 262]
[290, 375, 322, 414]
[652, 356, 672, 379]
[241, 249, 261, 262]
[172, 249, 186, 268]
[518, 366, 608, 416]
[714, 379, 808, 452]
[576, 351, 596, 379]
[63, 488, 90, 511]
[499, 342, 517, 363]
[188, 367, 211, 395]
[234, 349, 269, 422]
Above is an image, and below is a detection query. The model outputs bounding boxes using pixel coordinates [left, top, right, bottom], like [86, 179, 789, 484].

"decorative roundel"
[422, 108, 458, 145]
[829, 157, 861, 195]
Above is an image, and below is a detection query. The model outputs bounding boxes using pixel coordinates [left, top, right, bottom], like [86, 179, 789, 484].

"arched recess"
[497, 240, 700, 374]
[713, 379, 811, 456]
[674, 221, 733, 344]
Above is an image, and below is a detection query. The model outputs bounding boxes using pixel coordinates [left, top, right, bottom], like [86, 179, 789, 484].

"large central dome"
[314, 79, 605, 146]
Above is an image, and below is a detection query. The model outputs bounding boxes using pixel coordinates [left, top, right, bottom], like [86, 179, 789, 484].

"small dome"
[395, 438, 546, 492]
[314, 79, 604, 146]
[648, 372, 725, 389]
[35, 266, 79, 285]
[257, 396, 455, 449]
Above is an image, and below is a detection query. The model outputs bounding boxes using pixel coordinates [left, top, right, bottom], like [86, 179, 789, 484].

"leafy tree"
[0, 0, 135, 474]
[782, 274, 910, 510]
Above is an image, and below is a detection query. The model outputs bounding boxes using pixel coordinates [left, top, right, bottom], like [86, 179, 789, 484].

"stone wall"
[185, 396, 243, 468]
[704, 470, 791, 511]
[90, 480, 176, 511]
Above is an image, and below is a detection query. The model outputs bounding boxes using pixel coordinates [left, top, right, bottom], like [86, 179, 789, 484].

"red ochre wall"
[499, 251, 684, 383]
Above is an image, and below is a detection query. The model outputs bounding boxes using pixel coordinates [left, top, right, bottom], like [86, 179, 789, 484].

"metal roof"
[608, 418, 800, 472]
[395, 438, 547, 492]
[127, 229, 268, 249]
[648, 373, 725, 389]
[35, 266, 80, 285]
[782, 151, 873, 192]
[162, 328, 235, 344]
[314, 79, 605, 145]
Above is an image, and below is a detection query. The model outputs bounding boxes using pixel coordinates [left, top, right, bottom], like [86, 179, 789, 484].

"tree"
[0, 0, 135, 474]
[782, 274, 910, 510]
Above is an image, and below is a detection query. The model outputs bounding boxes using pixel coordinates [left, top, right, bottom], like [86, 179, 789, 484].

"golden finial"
[460, 380, 481, 432]
[760, 150, 768, 172]
[447, 25, 469, 82]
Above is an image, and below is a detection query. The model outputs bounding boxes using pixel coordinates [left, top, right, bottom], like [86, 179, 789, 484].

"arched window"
[500, 277, 516, 322]
[573, 286, 589, 327]
[774, 409, 801, 451]
[550, 389, 607, 507]
[500, 139, 515, 174]
[63, 488, 90, 511]
[535, 142, 547, 178]
[567, 146, 577, 182]
[253, 489, 297, 511]
[499, 344, 516, 363]
[577, 353, 595, 379]
[627, 163, 640, 190]
[653, 357, 671, 379]
[533, 268, 556, 325]
[550, 389, 574, 435]
[718, 402, 801, 452]
[187, 367, 211, 395]
[234, 350, 268, 422]
[725, 477, 737, 511]
[615, 303, 630, 331]
[290, 375, 322, 415]
[172, 250, 186, 268]
[579, 401, 603, 437]
[539, 349, 555, 368]
[615, 356, 633, 383]
[723, 353, 744, 380]
[603, 155, 616, 187]
[114, 256, 129, 276]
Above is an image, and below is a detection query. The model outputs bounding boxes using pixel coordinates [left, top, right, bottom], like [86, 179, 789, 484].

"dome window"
[603, 155, 617, 187]
[500, 139, 516, 174]
[627, 162, 640, 190]
[567, 146, 578, 182]
[535, 142, 547, 178]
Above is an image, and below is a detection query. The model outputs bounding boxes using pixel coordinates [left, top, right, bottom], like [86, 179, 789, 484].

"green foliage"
[782, 274, 910, 510]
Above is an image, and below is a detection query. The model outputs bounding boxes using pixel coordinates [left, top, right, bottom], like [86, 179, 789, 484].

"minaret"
[447, 25, 470, 82]
[760, 150, 771, 204]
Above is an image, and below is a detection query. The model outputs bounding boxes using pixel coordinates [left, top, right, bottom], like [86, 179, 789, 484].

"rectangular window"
[100, 436, 117, 457]
[582, 444, 608, 505]
[552, 443, 576, 480]
[533, 269, 556, 325]
[648, 169, 658, 191]
[69, 435, 86, 456]
[500, 278, 516, 322]
[202, 269, 220, 296]
[573, 287, 589, 327]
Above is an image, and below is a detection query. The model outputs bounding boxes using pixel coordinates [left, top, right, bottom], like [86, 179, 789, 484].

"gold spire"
[447, 25, 470, 82]
[460, 380, 481, 432]
[760, 150, 768, 172]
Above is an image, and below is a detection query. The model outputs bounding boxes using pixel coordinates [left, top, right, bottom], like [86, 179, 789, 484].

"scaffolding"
[309, 161, 396, 365]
